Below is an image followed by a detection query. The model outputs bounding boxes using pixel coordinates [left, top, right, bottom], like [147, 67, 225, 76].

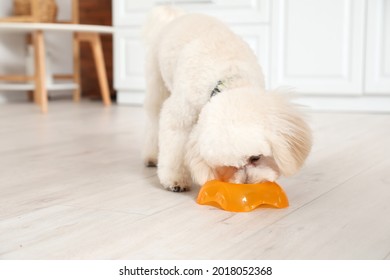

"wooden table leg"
[25, 34, 34, 103]
[91, 34, 111, 106]
[73, 33, 81, 102]
[33, 30, 48, 113]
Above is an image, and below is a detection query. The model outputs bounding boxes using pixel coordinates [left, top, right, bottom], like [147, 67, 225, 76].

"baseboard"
[293, 95, 390, 113]
[116, 91, 144, 106]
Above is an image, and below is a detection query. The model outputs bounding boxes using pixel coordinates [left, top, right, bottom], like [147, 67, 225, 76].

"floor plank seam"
[58, 203, 148, 218]
[60, 197, 189, 222]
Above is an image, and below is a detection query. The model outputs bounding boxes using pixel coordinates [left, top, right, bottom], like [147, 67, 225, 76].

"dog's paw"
[164, 183, 190, 192]
[158, 166, 191, 192]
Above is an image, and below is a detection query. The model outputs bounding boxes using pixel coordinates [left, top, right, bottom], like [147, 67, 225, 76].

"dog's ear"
[266, 97, 312, 176]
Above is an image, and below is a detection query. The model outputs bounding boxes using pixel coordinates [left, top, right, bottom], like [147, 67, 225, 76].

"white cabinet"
[365, 0, 390, 94]
[113, 0, 390, 111]
[270, 0, 390, 112]
[114, 0, 269, 26]
[270, 0, 366, 95]
[113, 0, 270, 105]
[114, 29, 145, 104]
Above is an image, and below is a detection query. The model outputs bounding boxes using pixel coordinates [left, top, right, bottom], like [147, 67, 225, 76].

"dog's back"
[143, 6, 264, 93]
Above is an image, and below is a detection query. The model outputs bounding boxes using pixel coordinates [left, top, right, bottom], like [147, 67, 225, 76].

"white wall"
[0, 0, 27, 102]
[0, 0, 73, 102]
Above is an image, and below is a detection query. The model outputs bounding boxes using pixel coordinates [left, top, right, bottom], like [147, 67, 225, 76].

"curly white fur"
[142, 6, 312, 192]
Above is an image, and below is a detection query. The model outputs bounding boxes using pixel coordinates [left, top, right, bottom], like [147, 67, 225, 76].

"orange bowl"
[196, 180, 289, 212]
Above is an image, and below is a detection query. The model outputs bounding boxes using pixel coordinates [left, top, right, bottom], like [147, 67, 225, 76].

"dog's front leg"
[157, 97, 193, 192]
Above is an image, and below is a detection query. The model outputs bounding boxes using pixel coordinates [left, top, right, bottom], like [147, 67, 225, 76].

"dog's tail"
[143, 5, 185, 46]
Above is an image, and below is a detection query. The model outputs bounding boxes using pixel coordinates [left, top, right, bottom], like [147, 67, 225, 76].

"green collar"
[210, 76, 242, 98]
[210, 80, 226, 98]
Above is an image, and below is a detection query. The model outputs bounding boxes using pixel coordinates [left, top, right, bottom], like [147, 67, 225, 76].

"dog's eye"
[249, 155, 262, 164]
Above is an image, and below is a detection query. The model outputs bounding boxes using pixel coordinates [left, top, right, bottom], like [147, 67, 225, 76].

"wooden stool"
[0, 0, 112, 113]
[30, 29, 112, 113]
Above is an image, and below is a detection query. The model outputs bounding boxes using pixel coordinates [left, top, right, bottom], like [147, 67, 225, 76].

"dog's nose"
[248, 155, 262, 164]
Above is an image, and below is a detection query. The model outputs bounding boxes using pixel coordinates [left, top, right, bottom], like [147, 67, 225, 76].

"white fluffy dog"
[142, 6, 312, 192]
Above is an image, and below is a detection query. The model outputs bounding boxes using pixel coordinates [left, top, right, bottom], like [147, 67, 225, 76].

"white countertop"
[0, 23, 114, 33]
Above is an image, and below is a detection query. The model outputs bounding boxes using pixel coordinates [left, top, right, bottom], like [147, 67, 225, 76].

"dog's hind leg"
[142, 52, 170, 167]
[157, 96, 194, 192]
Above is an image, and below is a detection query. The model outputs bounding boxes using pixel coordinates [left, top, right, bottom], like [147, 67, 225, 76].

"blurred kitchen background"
[0, 0, 389, 112]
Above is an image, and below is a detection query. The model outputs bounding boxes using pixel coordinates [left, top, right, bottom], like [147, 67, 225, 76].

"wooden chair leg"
[89, 33, 111, 106]
[73, 33, 81, 102]
[33, 30, 48, 113]
[25, 34, 34, 103]
[76, 32, 111, 106]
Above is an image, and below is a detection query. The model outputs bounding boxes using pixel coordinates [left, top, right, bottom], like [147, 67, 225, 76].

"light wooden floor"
[1, 101, 390, 260]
